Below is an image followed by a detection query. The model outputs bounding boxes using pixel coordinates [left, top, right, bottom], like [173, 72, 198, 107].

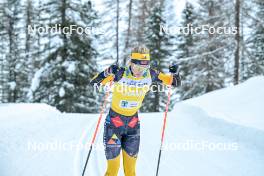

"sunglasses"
[131, 59, 150, 65]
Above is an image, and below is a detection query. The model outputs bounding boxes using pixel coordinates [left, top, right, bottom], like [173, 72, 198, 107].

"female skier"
[90, 46, 181, 176]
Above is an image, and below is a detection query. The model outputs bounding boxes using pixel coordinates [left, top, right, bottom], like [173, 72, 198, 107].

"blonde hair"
[131, 45, 150, 54]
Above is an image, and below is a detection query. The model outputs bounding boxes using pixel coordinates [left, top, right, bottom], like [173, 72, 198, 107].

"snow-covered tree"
[23, 0, 41, 83]
[176, 2, 197, 100]
[29, 0, 99, 113]
[1, 0, 27, 102]
[141, 2, 175, 112]
[244, 0, 264, 78]
[0, 2, 6, 102]
[178, 0, 234, 99]
[97, 0, 127, 67]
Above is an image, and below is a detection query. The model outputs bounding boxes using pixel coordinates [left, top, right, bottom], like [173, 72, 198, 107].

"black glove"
[104, 64, 120, 76]
[172, 74, 181, 87]
[169, 63, 180, 75]
[90, 64, 120, 86]
[110, 64, 119, 75]
[169, 64, 181, 87]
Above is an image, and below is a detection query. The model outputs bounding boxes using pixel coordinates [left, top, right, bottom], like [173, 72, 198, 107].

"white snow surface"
[0, 76, 264, 176]
[184, 76, 264, 131]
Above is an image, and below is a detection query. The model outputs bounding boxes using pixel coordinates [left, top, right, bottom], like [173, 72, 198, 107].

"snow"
[0, 76, 264, 176]
[4, 7, 13, 17]
[59, 87, 65, 97]
[29, 63, 51, 92]
[184, 76, 264, 131]
[63, 61, 76, 74]
[27, 64, 50, 100]
[30, 68, 44, 92]
[8, 82, 16, 90]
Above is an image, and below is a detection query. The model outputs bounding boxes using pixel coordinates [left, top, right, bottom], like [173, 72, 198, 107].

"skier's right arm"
[90, 64, 120, 86]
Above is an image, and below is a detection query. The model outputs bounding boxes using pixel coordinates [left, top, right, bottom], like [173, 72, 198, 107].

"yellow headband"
[131, 53, 150, 61]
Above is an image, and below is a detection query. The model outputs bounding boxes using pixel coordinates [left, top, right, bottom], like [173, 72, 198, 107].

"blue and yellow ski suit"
[90, 65, 181, 176]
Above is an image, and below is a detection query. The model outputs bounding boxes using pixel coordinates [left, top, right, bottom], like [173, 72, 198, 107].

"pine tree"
[141, 3, 175, 112]
[30, 0, 99, 113]
[245, 0, 264, 78]
[14, 0, 43, 102]
[1, 0, 26, 102]
[98, 0, 128, 66]
[132, 0, 156, 44]
[178, 0, 233, 99]
[123, 0, 155, 65]
[0, 2, 5, 102]
[177, 2, 197, 100]
[23, 0, 39, 83]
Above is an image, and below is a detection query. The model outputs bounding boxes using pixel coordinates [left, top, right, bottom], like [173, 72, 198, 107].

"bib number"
[120, 100, 139, 108]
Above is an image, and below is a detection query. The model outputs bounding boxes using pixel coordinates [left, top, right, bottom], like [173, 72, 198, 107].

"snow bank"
[184, 76, 264, 130]
[0, 103, 60, 120]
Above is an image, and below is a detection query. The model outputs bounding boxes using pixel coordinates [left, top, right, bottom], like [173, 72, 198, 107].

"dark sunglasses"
[131, 59, 150, 66]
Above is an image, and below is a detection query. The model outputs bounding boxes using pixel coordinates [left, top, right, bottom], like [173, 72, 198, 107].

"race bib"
[120, 100, 139, 108]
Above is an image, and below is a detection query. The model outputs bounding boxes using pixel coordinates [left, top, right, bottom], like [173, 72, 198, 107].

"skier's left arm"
[150, 64, 181, 87]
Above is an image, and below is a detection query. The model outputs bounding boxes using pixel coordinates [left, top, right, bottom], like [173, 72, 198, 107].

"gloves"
[169, 63, 181, 87]
[104, 64, 120, 77]
[169, 63, 180, 75]
[90, 64, 120, 86]
[110, 64, 120, 75]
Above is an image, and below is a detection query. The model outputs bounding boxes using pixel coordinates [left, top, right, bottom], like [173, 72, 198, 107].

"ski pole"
[155, 83, 173, 176]
[81, 81, 113, 176]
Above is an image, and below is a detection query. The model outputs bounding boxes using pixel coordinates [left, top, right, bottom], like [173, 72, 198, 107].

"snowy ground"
[0, 76, 264, 176]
